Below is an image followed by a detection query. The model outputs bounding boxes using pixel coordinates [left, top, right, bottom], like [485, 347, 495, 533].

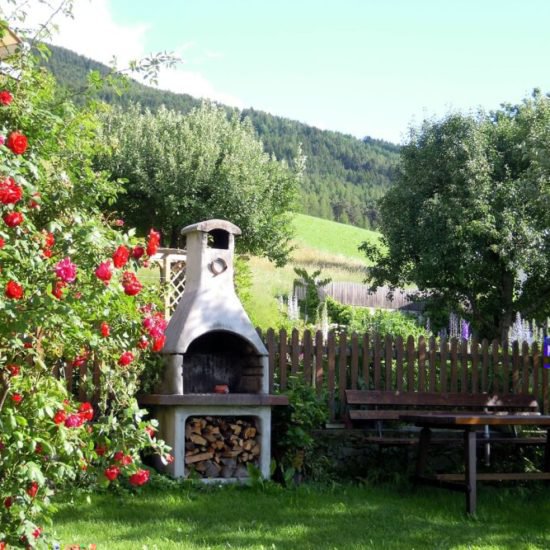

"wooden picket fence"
[260, 329, 550, 420]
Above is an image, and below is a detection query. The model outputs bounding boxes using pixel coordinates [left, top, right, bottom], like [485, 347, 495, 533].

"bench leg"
[464, 428, 477, 515]
[415, 427, 432, 479]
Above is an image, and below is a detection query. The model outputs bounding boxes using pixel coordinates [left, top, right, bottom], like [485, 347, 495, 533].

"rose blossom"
[152, 335, 166, 352]
[55, 257, 77, 283]
[6, 131, 28, 155]
[78, 402, 94, 421]
[53, 410, 66, 425]
[71, 354, 88, 367]
[100, 321, 110, 337]
[27, 481, 39, 498]
[64, 413, 85, 428]
[146, 229, 160, 256]
[137, 336, 149, 349]
[11, 393, 22, 404]
[3, 211, 24, 227]
[52, 280, 66, 300]
[95, 443, 107, 456]
[145, 426, 156, 438]
[0, 90, 13, 105]
[132, 245, 145, 260]
[0, 238, 4, 248]
[95, 260, 113, 283]
[113, 451, 133, 466]
[0, 177, 23, 204]
[4, 497, 13, 508]
[112, 245, 130, 268]
[104, 465, 121, 481]
[122, 271, 142, 296]
[7, 364, 20, 376]
[118, 351, 134, 366]
[129, 469, 150, 486]
[5, 280, 23, 299]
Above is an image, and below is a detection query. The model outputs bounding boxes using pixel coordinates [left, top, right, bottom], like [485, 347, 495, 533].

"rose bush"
[0, 30, 172, 549]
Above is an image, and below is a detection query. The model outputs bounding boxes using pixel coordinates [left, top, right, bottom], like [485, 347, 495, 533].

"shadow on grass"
[54, 483, 550, 549]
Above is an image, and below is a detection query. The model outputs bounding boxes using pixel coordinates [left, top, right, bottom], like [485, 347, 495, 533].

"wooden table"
[400, 414, 550, 515]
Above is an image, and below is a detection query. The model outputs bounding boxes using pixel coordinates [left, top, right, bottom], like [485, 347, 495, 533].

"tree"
[97, 103, 303, 266]
[363, 92, 550, 340]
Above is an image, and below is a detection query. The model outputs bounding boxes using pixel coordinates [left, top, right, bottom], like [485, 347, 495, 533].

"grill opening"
[208, 229, 230, 249]
[183, 331, 263, 394]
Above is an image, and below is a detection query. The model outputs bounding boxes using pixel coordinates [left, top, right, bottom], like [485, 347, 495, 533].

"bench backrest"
[345, 390, 540, 412]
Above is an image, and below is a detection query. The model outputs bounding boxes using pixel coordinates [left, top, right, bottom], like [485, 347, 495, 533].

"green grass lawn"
[53, 482, 549, 549]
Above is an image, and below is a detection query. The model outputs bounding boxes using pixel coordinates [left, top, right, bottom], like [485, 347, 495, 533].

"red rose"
[146, 229, 160, 256]
[27, 481, 39, 498]
[11, 393, 22, 404]
[4, 496, 13, 508]
[3, 211, 24, 227]
[114, 451, 133, 466]
[54, 257, 77, 283]
[44, 231, 55, 248]
[152, 335, 166, 352]
[6, 131, 28, 155]
[0, 238, 4, 248]
[137, 336, 149, 349]
[118, 351, 134, 366]
[54, 410, 67, 425]
[78, 402, 94, 421]
[112, 245, 130, 268]
[95, 444, 107, 456]
[104, 465, 121, 481]
[5, 280, 23, 299]
[132, 245, 145, 260]
[64, 413, 85, 428]
[121, 271, 142, 296]
[42, 248, 53, 258]
[95, 260, 113, 283]
[129, 468, 150, 486]
[0, 90, 13, 105]
[100, 321, 110, 337]
[7, 364, 20, 376]
[32, 527, 41, 539]
[145, 425, 156, 438]
[71, 354, 88, 368]
[164, 453, 174, 464]
[52, 280, 66, 300]
[0, 177, 23, 204]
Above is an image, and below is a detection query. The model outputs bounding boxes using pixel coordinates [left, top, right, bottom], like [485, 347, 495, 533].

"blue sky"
[47, 0, 550, 143]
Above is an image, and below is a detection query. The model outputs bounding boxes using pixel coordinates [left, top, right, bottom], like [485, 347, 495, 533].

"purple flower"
[54, 257, 77, 283]
[461, 319, 470, 340]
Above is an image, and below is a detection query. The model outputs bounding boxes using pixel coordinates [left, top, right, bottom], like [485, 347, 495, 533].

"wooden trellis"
[150, 247, 187, 318]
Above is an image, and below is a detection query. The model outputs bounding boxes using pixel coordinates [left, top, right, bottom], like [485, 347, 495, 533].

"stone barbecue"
[140, 219, 287, 480]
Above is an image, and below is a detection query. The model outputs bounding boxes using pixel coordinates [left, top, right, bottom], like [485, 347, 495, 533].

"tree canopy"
[97, 103, 302, 265]
[364, 91, 550, 340]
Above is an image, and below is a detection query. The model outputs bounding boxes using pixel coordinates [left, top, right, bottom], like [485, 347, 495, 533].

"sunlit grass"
[53, 482, 550, 549]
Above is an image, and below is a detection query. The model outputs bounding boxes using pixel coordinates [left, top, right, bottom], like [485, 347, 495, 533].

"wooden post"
[291, 328, 300, 376]
[303, 329, 312, 386]
[385, 334, 393, 391]
[315, 330, 324, 395]
[327, 331, 336, 422]
[350, 333, 359, 390]
[279, 328, 287, 391]
[266, 328, 276, 393]
[440, 338, 448, 393]
[338, 332, 348, 412]
[429, 336, 436, 392]
[471, 338, 479, 394]
[460, 339, 468, 393]
[521, 341, 530, 395]
[464, 428, 477, 516]
[450, 338, 458, 393]
[418, 336, 426, 392]
[374, 334, 381, 390]
[407, 336, 415, 392]
[362, 334, 370, 388]
[396, 335, 404, 392]
[481, 339, 489, 393]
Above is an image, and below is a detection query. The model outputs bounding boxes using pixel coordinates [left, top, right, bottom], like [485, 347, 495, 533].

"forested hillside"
[44, 45, 399, 228]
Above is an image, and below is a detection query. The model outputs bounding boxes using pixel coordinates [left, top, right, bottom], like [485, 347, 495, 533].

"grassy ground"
[53, 482, 549, 549]
[247, 214, 380, 329]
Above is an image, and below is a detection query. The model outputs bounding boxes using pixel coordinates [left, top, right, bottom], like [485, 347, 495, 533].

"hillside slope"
[44, 45, 399, 229]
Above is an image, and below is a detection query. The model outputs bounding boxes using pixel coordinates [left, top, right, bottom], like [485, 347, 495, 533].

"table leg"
[464, 428, 477, 515]
[415, 427, 431, 479]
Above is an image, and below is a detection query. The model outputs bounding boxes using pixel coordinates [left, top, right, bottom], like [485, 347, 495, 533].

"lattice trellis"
[149, 247, 187, 319]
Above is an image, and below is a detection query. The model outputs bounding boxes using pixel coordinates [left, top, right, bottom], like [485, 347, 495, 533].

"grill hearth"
[139, 219, 287, 480]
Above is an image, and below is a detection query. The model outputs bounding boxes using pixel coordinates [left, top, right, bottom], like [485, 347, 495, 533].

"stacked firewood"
[185, 416, 261, 478]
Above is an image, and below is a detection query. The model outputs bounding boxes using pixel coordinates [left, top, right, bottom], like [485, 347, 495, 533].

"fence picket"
[327, 331, 336, 421]
[339, 333, 348, 407]
[471, 338, 479, 394]
[315, 331, 324, 394]
[440, 338, 448, 392]
[374, 334, 381, 390]
[502, 343, 510, 394]
[522, 341, 530, 395]
[267, 328, 276, 393]
[532, 342, 540, 402]
[407, 336, 415, 391]
[396, 335, 404, 391]
[362, 334, 370, 387]
[291, 328, 300, 375]
[385, 334, 393, 391]
[481, 339, 489, 393]
[279, 328, 287, 391]
[512, 341, 520, 393]
[303, 330, 312, 386]
[491, 340, 499, 393]
[450, 338, 458, 392]
[418, 336, 426, 392]
[351, 333, 359, 390]
[428, 336, 436, 391]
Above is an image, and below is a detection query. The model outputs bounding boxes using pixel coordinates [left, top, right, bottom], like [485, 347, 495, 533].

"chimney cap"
[181, 219, 242, 236]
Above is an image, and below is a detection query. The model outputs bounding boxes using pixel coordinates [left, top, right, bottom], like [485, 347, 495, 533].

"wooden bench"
[344, 390, 545, 447]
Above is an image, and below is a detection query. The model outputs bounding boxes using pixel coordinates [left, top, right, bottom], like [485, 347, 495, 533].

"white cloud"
[19, 0, 243, 106]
